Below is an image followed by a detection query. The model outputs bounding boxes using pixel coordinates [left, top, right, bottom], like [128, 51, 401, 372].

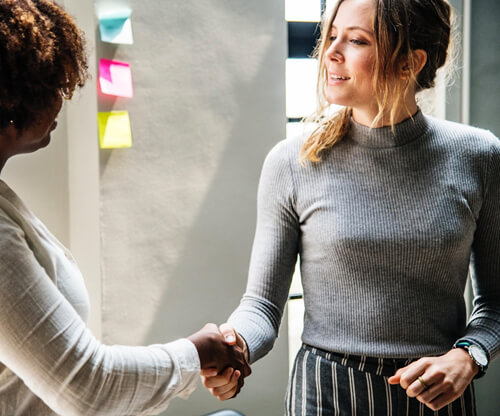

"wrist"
[453, 340, 489, 379]
[450, 347, 479, 377]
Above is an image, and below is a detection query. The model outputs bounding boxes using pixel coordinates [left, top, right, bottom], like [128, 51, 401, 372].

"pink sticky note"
[99, 59, 133, 98]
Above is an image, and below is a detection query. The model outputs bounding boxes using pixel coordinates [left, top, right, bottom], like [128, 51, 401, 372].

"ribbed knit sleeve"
[461, 137, 500, 360]
[228, 140, 300, 363]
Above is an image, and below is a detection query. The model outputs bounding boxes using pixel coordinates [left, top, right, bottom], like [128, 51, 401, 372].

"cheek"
[354, 56, 376, 85]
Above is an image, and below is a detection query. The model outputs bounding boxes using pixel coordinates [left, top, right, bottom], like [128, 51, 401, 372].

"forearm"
[459, 302, 500, 361]
[0, 313, 200, 416]
[0, 220, 200, 415]
[228, 295, 284, 363]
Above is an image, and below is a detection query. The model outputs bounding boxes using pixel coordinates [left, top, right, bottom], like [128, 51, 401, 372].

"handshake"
[188, 323, 251, 400]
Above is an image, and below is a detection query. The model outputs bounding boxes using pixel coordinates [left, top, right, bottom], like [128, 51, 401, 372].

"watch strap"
[453, 340, 488, 379]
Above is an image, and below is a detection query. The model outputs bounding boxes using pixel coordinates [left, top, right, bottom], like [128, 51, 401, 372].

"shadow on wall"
[142, 39, 289, 416]
[96, 1, 289, 415]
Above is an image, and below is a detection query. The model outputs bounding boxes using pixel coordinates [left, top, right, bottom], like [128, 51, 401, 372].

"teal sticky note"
[99, 10, 134, 44]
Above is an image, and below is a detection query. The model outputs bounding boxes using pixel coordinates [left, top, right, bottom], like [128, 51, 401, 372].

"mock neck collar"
[346, 109, 428, 148]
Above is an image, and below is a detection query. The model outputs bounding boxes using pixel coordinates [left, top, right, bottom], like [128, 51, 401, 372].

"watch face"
[469, 344, 488, 367]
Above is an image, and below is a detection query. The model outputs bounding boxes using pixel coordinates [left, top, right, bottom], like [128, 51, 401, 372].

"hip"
[285, 344, 476, 416]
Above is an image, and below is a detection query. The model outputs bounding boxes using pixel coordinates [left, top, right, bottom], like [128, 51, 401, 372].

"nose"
[325, 39, 343, 63]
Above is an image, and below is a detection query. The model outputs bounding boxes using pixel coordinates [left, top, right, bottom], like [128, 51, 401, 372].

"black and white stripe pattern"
[285, 345, 477, 416]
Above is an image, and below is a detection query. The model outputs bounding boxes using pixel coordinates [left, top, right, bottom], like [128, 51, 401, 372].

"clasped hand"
[388, 348, 478, 411]
[188, 323, 251, 400]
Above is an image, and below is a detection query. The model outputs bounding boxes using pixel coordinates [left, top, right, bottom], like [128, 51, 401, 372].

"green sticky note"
[98, 111, 132, 149]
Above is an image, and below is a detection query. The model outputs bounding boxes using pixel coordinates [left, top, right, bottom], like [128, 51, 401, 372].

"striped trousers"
[285, 344, 476, 416]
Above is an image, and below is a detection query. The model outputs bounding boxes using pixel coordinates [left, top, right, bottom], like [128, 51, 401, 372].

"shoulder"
[263, 135, 304, 172]
[424, 115, 499, 153]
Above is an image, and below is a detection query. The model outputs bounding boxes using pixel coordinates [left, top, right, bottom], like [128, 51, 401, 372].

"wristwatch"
[453, 341, 489, 379]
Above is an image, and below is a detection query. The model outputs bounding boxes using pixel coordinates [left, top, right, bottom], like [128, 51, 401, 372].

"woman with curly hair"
[0, 1, 249, 415]
[202, 0, 500, 414]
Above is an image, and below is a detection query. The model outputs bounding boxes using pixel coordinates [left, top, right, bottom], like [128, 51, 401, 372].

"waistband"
[302, 344, 416, 377]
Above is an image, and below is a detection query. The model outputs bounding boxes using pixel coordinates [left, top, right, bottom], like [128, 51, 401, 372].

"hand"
[201, 323, 251, 400]
[388, 349, 478, 411]
[187, 323, 251, 377]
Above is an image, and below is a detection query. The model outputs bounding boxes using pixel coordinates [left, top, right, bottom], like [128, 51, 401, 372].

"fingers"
[202, 367, 235, 389]
[202, 367, 242, 401]
[387, 374, 401, 384]
[421, 391, 456, 411]
[390, 351, 477, 412]
[218, 323, 251, 376]
[406, 372, 443, 398]
[397, 359, 430, 390]
[200, 367, 218, 377]
[219, 323, 237, 345]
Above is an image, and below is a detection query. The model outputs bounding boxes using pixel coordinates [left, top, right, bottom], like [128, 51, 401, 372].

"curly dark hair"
[0, 0, 88, 130]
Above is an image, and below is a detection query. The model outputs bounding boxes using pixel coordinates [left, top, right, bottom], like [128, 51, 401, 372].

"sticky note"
[99, 10, 134, 44]
[98, 111, 132, 148]
[99, 59, 133, 98]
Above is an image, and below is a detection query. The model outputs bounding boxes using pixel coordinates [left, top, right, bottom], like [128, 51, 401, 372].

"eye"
[351, 38, 367, 46]
[329, 35, 337, 42]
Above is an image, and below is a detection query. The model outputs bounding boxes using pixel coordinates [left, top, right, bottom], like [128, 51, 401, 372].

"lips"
[50, 120, 58, 131]
[329, 73, 350, 81]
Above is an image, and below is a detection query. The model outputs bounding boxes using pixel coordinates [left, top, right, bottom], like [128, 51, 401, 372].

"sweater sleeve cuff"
[459, 317, 500, 361]
[165, 338, 200, 399]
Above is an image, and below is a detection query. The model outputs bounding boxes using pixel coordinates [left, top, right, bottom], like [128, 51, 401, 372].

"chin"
[325, 94, 349, 107]
[38, 135, 51, 149]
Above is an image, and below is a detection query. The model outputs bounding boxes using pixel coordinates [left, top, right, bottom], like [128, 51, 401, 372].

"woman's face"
[324, 0, 378, 118]
[7, 95, 63, 157]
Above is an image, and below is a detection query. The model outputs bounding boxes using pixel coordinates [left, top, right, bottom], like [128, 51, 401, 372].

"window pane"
[288, 262, 303, 370]
[286, 121, 317, 139]
[325, 0, 339, 15]
[288, 297, 304, 369]
[285, 0, 321, 22]
[286, 58, 318, 118]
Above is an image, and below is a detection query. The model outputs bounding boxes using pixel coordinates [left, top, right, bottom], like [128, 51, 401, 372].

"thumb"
[219, 323, 237, 345]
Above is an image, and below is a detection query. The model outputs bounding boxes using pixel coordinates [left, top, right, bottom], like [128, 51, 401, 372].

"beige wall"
[95, 0, 288, 415]
[5, 0, 289, 413]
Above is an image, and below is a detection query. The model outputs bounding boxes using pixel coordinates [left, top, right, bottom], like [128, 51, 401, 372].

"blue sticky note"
[99, 10, 134, 44]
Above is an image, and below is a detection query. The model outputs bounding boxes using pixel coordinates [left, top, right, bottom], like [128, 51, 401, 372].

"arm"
[0, 210, 246, 415]
[389, 138, 500, 410]
[202, 141, 301, 400]
[459, 140, 500, 359]
[227, 140, 300, 364]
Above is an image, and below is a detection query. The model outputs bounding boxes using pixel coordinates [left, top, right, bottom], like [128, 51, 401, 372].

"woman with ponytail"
[203, 0, 499, 414]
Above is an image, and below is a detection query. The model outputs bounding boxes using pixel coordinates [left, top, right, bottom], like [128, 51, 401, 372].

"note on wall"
[98, 111, 133, 148]
[99, 59, 133, 98]
[98, 10, 134, 44]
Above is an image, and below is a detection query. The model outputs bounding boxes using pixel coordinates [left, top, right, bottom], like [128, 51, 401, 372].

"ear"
[400, 49, 428, 80]
[412, 49, 428, 75]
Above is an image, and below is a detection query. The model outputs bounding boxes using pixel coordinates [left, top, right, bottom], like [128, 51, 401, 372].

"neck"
[352, 97, 419, 128]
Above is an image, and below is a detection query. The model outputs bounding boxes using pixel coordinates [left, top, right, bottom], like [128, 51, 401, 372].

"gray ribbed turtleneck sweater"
[228, 111, 500, 364]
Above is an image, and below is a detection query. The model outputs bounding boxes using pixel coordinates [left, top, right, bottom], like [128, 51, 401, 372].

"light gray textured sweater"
[228, 110, 500, 364]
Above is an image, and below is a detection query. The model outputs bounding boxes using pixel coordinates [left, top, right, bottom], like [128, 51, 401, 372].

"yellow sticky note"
[98, 111, 132, 148]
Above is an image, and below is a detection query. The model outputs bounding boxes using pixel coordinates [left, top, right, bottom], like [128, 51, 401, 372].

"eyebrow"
[331, 25, 374, 35]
